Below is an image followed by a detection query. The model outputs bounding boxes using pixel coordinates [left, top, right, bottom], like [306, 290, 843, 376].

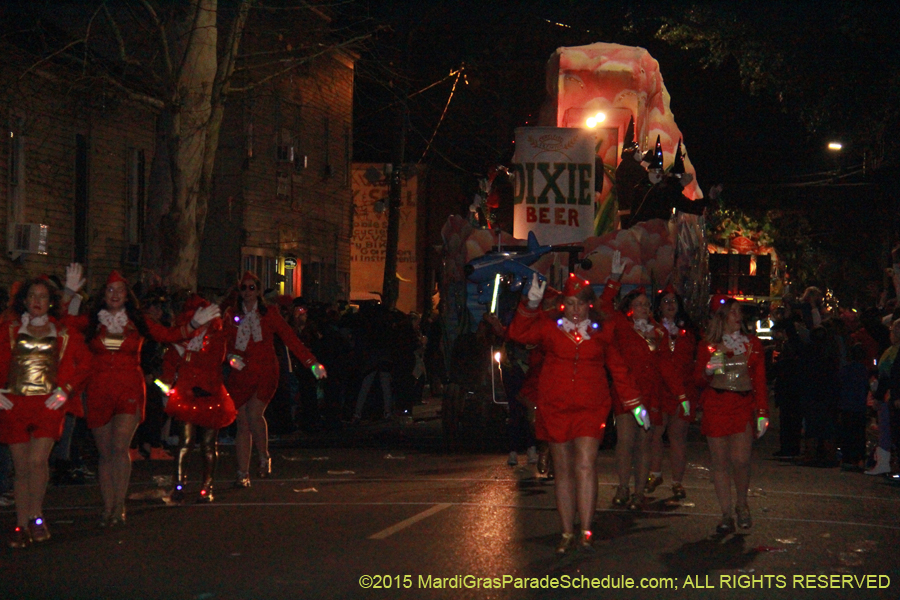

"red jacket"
[600, 280, 685, 415]
[223, 306, 318, 370]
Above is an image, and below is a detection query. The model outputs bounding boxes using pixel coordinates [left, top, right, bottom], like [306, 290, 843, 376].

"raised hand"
[191, 304, 221, 328]
[65, 263, 86, 293]
[526, 273, 547, 309]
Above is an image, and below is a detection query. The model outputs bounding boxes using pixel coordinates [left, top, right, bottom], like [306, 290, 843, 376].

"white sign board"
[511, 127, 597, 245]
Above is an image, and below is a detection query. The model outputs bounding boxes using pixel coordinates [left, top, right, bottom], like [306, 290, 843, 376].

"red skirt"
[0, 394, 65, 444]
[700, 388, 755, 437]
[226, 363, 279, 409]
[165, 384, 237, 430]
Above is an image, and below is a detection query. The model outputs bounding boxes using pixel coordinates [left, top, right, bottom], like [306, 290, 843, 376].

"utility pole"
[381, 85, 407, 310]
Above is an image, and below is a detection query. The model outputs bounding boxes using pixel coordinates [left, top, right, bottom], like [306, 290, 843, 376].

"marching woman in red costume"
[67, 267, 221, 526]
[160, 294, 236, 503]
[695, 297, 769, 534]
[224, 272, 326, 488]
[509, 273, 641, 554]
[0, 277, 90, 547]
[649, 286, 700, 500]
[601, 254, 687, 511]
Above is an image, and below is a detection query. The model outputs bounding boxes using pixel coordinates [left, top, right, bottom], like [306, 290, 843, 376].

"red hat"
[240, 271, 260, 284]
[709, 294, 732, 313]
[563, 273, 591, 298]
[659, 284, 678, 296]
[106, 271, 127, 286]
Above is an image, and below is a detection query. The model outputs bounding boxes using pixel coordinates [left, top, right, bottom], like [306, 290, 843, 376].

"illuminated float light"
[154, 379, 171, 395]
[585, 112, 606, 128]
[827, 142, 843, 151]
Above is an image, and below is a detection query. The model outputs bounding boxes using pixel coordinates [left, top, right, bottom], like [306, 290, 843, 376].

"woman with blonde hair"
[695, 297, 769, 534]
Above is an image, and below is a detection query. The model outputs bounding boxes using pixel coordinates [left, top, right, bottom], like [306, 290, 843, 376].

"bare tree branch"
[102, 2, 142, 66]
[229, 32, 372, 93]
[137, 0, 175, 88]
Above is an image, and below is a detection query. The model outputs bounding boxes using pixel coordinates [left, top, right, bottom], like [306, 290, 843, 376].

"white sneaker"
[507, 451, 518, 466]
[526, 446, 539, 464]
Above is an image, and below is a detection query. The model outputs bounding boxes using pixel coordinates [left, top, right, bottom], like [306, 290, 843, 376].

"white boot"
[865, 447, 891, 475]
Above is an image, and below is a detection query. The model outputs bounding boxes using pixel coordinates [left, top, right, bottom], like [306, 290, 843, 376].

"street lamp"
[827, 142, 843, 151]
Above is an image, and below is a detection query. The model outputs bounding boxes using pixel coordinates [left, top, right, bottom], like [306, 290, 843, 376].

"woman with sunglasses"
[224, 272, 326, 487]
[601, 253, 687, 512]
[0, 276, 91, 547]
[65, 266, 221, 526]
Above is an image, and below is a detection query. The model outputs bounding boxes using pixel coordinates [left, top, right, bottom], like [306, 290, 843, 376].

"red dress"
[0, 319, 91, 444]
[69, 314, 198, 429]
[660, 322, 699, 423]
[161, 320, 237, 430]
[508, 302, 640, 443]
[224, 307, 318, 408]
[694, 335, 769, 437]
[600, 281, 685, 425]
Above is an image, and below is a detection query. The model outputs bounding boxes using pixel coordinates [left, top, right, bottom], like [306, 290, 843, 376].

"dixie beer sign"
[512, 127, 598, 245]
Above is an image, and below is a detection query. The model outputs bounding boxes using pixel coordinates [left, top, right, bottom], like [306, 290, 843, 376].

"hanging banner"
[511, 127, 598, 245]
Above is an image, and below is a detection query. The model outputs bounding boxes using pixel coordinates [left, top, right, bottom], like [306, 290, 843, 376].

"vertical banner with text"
[512, 127, 598, 245]
[350, 164, 419, 313]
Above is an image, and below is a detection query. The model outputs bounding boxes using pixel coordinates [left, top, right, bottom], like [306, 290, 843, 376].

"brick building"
[199, 49, 357, 301]
[0, 44, 157, 294]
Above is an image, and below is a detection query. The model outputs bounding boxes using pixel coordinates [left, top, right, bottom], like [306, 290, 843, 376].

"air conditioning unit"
[8, 223, 49, 259]
[123, 243, 142, 266]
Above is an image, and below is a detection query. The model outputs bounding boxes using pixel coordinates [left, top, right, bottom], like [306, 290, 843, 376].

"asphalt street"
[1, 399, 898, 600]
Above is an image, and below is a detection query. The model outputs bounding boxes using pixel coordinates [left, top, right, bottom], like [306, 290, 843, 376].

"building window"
[126, 148, 145, 244]
[242, 254, 277, 291]
[275, 127, 294, 163]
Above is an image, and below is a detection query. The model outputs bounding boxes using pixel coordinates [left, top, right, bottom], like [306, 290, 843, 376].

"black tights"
[173, 422, 218, 487]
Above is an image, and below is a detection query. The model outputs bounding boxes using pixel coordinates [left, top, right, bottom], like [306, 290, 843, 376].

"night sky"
[348, 0, 900, 298]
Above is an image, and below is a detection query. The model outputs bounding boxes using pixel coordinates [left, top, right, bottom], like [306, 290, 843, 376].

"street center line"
[368, 503, 452, 539]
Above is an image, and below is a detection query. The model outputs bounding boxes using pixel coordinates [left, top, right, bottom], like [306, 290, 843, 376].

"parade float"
[439, 43, 712, 445]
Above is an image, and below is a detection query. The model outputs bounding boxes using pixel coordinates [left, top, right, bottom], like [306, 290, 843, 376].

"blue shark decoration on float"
[463, 231, 552, 305]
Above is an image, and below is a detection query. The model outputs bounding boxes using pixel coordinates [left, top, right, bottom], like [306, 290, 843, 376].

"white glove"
[756, 417, 769, 439]
[311, 363, 327, 380]
[65, 263, 86, 293]
[45, 388, 67, 410]
[705, 350, 725, 375]
[611, 250, 625, 279]
[190, 304, 221, 328]
[632, 404, 650, 430]
[0, 391, 11, 410]
[526, 273, 547, 309]
[228, 354, 246, 371]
